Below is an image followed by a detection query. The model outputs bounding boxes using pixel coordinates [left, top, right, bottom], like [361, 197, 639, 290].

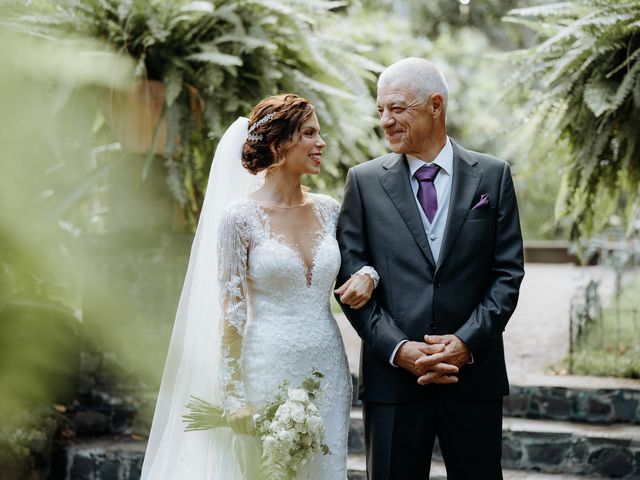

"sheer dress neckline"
[246, 194, 325, 288]
[248, 194, 311, 209]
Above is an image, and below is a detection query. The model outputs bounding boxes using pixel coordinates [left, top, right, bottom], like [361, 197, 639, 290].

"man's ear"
[430, 94, 444, 115]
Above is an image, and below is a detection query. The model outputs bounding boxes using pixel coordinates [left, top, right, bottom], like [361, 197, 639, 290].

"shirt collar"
[407, 137, 453, 177]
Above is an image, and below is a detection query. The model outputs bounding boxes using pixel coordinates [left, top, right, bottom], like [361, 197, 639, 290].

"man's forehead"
[376, 90, 417, 106]
[377, 83, 418, 104]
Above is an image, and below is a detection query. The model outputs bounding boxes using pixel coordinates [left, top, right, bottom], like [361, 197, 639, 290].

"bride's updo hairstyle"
[242, 94, 315, 175]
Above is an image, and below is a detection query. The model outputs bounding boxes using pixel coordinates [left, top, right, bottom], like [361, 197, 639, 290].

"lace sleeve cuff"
[222, 391, 248, 412]
[354, 266, 380, 288]
[220, 351, 248, 412]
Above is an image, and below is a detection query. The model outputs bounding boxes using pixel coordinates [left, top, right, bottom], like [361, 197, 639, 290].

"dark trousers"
[363, 392, 503, 480]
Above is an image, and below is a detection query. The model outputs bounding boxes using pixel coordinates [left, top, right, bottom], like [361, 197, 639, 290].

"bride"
[141, 94, 378, 479]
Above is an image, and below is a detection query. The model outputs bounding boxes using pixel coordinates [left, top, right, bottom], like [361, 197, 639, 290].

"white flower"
[306, 415, 322, 432]
[277, 429, 295, 444]
[276, 403, 291, 418]
[263, 435, 277, 452]
[287, 388, 309, 403]
[289, 402, 305, 423]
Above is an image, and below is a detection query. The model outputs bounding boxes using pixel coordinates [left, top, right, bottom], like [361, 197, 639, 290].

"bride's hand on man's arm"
[226, 405, 257, 435]
[334, 273, 375, 310]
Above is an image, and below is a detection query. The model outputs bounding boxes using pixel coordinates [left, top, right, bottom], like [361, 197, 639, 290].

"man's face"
[376, 82, 434, 158]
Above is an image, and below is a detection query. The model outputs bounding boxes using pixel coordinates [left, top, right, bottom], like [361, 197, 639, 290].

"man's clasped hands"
[394, 334, 472, 385]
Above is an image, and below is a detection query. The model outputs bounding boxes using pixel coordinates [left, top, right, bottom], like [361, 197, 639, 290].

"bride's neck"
[254, 170, 305, 207]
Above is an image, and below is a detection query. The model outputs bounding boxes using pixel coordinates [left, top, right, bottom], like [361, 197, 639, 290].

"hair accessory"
[246, 112, 275, 142]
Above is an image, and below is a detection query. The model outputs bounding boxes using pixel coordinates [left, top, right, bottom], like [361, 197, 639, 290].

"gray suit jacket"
[336, 140, 525, 403]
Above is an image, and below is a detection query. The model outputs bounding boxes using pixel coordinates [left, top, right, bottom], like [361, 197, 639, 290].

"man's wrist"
[389, 339, 409, 367]
[453, 334, 474, 364]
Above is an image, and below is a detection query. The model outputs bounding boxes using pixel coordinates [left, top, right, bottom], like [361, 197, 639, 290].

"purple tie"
[414, 164, 440, 223]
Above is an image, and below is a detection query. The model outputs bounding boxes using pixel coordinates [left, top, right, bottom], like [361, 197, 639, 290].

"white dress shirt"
[389, 138, 455, 366]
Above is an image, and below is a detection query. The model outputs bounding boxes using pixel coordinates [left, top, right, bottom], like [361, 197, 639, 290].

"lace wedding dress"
[217, 193, 352, 479]
[142, 118, 367, 480]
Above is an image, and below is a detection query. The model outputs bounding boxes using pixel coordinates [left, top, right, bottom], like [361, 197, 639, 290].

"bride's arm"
[217, 207, 254, 432]
[325, 195, 379, 309]
[334, 270, 377, 310]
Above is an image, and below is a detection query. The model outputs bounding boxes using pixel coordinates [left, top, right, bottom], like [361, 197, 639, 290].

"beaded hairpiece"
[246, 112, 274, 142]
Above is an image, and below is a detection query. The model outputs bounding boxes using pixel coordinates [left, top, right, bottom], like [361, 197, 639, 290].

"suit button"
[430, 322, 437, 330]
[434, 282, 441, 288]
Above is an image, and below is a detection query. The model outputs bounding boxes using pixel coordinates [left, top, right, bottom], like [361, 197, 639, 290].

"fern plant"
[505, 0, 640, 240]
[9, 0, 382, 226]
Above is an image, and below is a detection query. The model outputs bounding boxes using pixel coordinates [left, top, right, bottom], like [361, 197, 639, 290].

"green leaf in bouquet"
[301, 369, 323, 397]
[262, 402, 280, 421]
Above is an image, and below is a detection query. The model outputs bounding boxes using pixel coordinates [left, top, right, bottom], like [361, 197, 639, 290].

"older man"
[336, 58, 525, 479]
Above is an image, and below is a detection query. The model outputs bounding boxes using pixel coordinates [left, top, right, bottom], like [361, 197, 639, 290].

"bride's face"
[281, 113, 326, 176]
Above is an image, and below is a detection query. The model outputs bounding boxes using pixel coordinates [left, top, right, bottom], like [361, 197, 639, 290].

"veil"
[142, 117, 263, 479]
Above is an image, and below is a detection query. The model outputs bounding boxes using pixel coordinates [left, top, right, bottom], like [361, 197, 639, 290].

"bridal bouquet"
[183, 370, 329, 480]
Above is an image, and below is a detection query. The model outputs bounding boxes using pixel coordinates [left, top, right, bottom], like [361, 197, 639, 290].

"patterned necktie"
[414, 164, 440, 223]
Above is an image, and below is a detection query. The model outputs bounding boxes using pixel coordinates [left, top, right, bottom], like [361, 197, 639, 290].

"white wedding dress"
[217, 193, 352, 480]
[141, 118, 366, 480]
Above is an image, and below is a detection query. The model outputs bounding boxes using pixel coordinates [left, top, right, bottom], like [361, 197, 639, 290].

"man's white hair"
[378, 57, 449, 108]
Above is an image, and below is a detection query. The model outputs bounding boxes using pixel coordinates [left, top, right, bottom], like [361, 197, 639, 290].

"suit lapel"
[378, 154, 436, 267]
[438, 141, 482, 268]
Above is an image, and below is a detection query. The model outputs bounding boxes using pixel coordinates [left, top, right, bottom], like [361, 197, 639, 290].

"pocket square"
[471, 194, 491, 210]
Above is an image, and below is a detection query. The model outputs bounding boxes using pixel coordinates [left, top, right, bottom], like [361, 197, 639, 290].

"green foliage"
[0, 29, 132, 400]
[505, 0, 640, 240]
[0, 29, 134, 306]
[9, 0, 383, 226]
[358, 0, 530, 49]
[409, 0, 523, 47]
[0, 27, 135, 477]
[501, 115, 574, 239]
[0, 407, 59, 480]
[568, 275, 640, 378]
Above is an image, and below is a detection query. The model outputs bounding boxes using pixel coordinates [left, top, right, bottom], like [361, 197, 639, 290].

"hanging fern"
[7, 0, 383, 227]
[505, 0, 640, 240]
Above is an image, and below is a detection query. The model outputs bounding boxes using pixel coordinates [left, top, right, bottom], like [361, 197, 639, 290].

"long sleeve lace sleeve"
[318, 194, 380, 288]
[217, 206, 250, 412]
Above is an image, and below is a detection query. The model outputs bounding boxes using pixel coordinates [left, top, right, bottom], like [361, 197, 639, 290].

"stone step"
[506, 374, 640, 425]
[57, 436, 631, 480]
[351, 374, 640, 424]
[347, 454, 613, 479]
[348, 408, 640, 478]
[56, 438, 145, 480]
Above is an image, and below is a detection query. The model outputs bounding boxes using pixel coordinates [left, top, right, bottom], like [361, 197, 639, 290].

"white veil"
[142, 117, 263, 479]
